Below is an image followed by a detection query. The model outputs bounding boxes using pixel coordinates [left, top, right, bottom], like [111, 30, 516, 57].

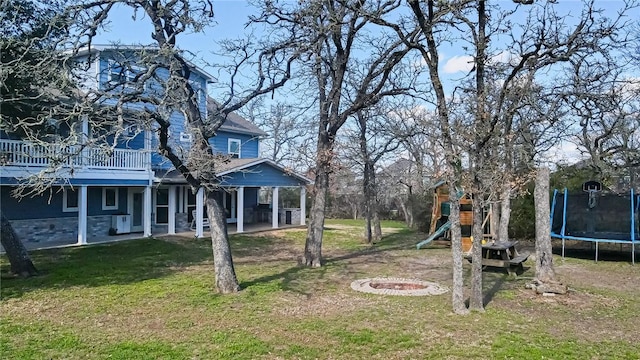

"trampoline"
[550, 183, 639, 264]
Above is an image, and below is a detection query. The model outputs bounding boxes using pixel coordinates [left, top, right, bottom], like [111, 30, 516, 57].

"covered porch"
[155, 158, 312, 239]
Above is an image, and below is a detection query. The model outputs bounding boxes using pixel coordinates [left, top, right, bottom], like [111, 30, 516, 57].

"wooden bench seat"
[509, 253, 530, 265]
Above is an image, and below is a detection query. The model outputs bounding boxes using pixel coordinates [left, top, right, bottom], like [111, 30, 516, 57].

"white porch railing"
[0, 139, 147, 170]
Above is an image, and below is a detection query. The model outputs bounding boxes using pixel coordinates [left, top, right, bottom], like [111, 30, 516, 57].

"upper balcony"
[0, 139, 148, 172]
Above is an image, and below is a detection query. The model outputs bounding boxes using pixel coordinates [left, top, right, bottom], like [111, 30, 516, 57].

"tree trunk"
[372, 201, 382, 243]
[469, 189, 485, 311]
[205, 193, 240, 293]
[364, 209, 372, 244]
[362, 160, 374, 244]
[0, 213, 38, 277]
[469, 0, 486, 312]
[490, 201, 499, 241]
[304, 169, 329, 267]
[448, 184, 468, 314]
[498, 184, 511, 242]
[398, 198, 411, 228]
[534, 167, 557, 284]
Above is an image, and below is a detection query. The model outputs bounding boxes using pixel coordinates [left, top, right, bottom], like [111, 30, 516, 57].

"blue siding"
[1, 186, 72, 220]
[209, 131, 259, 158]
[116, 131, 145, 150]
[96, 51, 208, 169]
[1, 186, 129, 220]
[220, 164, 305, 187]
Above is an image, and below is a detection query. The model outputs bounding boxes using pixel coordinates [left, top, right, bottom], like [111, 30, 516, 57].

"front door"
[128, 188, 144, 232]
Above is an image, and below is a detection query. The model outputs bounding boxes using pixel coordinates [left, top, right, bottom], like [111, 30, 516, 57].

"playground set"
[416, 181, 528, 275]
[416, 181, 493, 252]
[418, 179, 639, 265]
[551, 180, 639, 264]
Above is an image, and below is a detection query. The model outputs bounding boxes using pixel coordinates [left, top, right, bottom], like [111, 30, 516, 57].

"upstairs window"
[108, 60, 145, 88]
[228, 139, 241, 159]
[180, 132, 192, 143]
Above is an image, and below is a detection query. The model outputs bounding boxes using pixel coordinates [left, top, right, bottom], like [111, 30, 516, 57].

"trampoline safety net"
[551, 191, 639, 241]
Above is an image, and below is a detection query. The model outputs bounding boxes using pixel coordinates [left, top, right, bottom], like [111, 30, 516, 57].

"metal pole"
[631, 188, 635, 265]
[561, 188, 568, 260]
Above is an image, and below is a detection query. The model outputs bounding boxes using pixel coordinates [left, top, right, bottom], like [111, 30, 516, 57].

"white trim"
[62, 187, 79, 212]
[102, 187, 119, 210]
[168, 185, 176, 234]
[237, 187, 244, 233]
[77, 185, 87, 245]
[143, 186, 152, 237]
[272, 187, 279, 229]
[228, 138, 241, 159]
[195, 187, 204, 238]
[300, 187, 306, 226]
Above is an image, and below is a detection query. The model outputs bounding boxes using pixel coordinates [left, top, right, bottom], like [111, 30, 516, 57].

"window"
[108, 60, 145, 88]
[102, 188, 119, 210]
[228, 139, 241, 159]
[63, 188, 79, 212]
[186, 188, 196, 223]
[155, 188, 169, 224]
[180, 132, 192, 142]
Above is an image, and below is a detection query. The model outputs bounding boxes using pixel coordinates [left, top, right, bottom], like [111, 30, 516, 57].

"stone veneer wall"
[278, 208, 301, 225]
[88, 215, 112, 238]
[176, 213, 190, 232]
[152, 213, 191, 234]
[9, 215, 112, 244]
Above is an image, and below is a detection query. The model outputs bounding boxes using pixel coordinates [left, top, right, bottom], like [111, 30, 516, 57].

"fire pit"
[350, 277, 448, 296]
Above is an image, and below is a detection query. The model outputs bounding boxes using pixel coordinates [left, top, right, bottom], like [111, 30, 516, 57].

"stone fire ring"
[350, 277, 449, 296]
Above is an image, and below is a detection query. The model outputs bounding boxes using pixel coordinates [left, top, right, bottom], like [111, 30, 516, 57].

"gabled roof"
[207, 97, 268, 137]
[217, 158, 312, 184]
[72, 44, 216, 83]
[153, 157, 312, 185]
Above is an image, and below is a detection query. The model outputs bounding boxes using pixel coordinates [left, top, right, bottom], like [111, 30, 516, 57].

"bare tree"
[0, 0, 71, 276]
[381, 0, 637, 313]
[253, 0, 417, 267]
[239, 98, 315, 171]
[339, 104, 403, 243]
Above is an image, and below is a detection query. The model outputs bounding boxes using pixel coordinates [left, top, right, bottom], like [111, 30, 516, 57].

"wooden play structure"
[417, 181, 530, 275]
[417, 181, 494, 252]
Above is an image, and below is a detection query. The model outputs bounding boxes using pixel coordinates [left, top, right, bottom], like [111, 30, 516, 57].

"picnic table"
[465, 240, 529, 276]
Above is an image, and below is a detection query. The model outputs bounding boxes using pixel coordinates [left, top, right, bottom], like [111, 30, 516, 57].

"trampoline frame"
[550, 188, 638, 264]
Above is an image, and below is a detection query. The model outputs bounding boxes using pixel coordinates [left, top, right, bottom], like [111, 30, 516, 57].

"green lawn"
[2, 219, 639, 359]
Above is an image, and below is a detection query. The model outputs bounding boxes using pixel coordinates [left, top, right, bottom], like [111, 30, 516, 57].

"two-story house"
[0, 44, 311, 247]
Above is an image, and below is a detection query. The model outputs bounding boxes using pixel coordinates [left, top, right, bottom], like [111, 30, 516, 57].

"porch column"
[195, 187, 204, 238]
[300, 186, 306, 226]
[77, 185, 87, 245]
[143, 185, 152, 237]
[237, 187, 244, 233]
[168, 185, 177, 235]
[272, 186, 279, 229]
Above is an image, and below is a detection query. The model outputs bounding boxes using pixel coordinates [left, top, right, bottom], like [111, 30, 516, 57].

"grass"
[1, 218, 639, 359]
